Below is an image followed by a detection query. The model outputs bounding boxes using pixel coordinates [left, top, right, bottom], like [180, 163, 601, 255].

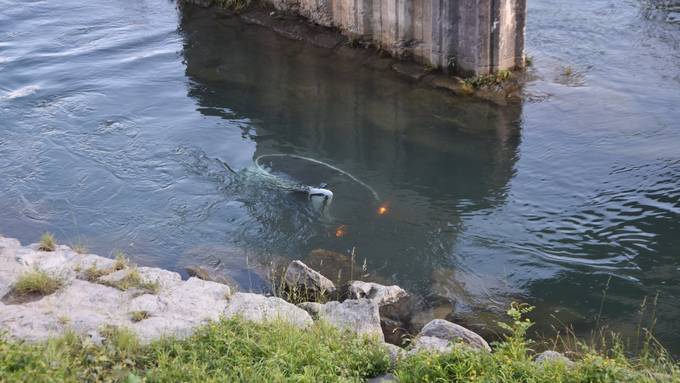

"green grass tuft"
[0, 318, 390, 382]
[102, 267, 160, 294]
[38, 232, 56, 252]
[71, 243, 87, 255]
[81, 263, 111, 282]
[11, 270, 63, 297]
[464, 69, 513, 89]
[129, 311, 150, 322]
[113, 251, 129, 271]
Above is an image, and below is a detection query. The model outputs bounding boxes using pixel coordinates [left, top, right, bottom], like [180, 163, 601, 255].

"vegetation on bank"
[5, 269, 63, 301]
[1, 306, 678, 382]
[38, 232, 56, 252]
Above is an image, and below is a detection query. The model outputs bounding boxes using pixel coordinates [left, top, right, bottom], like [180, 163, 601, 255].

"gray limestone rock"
[535, 350, 573, 365]
[284, 260, 336, 295]
[299, 298, 383, 340]
[417, 319, 491, 352]
[224, 292, 313, 328]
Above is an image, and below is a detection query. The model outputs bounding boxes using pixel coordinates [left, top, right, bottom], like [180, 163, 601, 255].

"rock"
[0, 279, 129, 342]
[348, 281, 408, 307]
[347, 281, 412, 345]
[418, 319, 491, 352]
[303, 248, 356, 286]
[535, 350, 573, 365]
[224, 292, 313, 328]
[428, 75, 466, 94]
[299, 299, 383, 340]
[408, 301, 455, 333]
[383, 343, 405, 367]
[284, 260, 336, 295]
[368, 373, 399, 383]
[185, 265, 238, 290]
[130, 277, 231, 342]
[98, 267, 182, 291]
[392, 62, 429, 81]
[410, 336, 452, 354]
[381, 316, 409, 346]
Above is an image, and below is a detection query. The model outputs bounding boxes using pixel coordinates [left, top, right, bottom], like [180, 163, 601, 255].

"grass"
[101, 267, 160, 294]
[269, 265, 331, 305]
[80, 251, 129, 282]
[0, 318, 390, 382]
[0, 305, 677, 382]
[130, 311, 151, 322]
[10, 269, 63, 297]
[71, 243, 87, 254]
[82, 263, 112, 282]
[38, 232, 56, 252]
[394, 303, 679, 383]
[464, 69, 513, 89]
[113, 251, 129, 271]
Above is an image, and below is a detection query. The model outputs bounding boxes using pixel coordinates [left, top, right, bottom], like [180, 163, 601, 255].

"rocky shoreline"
[0, 235, 486, 346]
[0, 233, 572, 382]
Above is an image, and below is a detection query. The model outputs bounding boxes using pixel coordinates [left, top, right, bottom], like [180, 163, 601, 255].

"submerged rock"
[299, 299, 383, 340]
[415, 319, 491, 352]
[284, 260, 336, 295]
[408, 301, 455, 333]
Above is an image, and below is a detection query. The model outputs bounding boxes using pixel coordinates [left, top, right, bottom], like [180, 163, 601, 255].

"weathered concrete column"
[267, 0, 526, 76]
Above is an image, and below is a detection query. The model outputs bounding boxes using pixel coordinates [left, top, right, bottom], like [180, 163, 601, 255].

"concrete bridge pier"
[267, 0, 527, 76]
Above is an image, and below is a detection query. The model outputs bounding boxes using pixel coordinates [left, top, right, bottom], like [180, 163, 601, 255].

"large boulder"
[303, 248, 356, 286]
[415, 319, 491, 352]
[348, 280, 411, 345]
[224, 292, 313, 328]
[284, 260, 336, 295]
[410, 336, 453, 354]
[129, 277, 231, 342]
[299, 299, 383, 340]
[348, 281, 408, 307]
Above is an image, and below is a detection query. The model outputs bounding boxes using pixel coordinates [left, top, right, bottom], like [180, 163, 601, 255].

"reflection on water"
[0, 0, 679, 354]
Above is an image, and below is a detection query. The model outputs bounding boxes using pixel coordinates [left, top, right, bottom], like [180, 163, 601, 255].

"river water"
[1, 0, 679, 352]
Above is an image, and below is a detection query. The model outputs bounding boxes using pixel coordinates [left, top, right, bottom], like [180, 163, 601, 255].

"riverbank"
[1, 233, 678, 382]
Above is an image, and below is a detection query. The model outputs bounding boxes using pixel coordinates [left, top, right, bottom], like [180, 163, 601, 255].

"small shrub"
[129, 311, 150, 322]
[12, 270, 63, 297]
[38, 232, 56, 252]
